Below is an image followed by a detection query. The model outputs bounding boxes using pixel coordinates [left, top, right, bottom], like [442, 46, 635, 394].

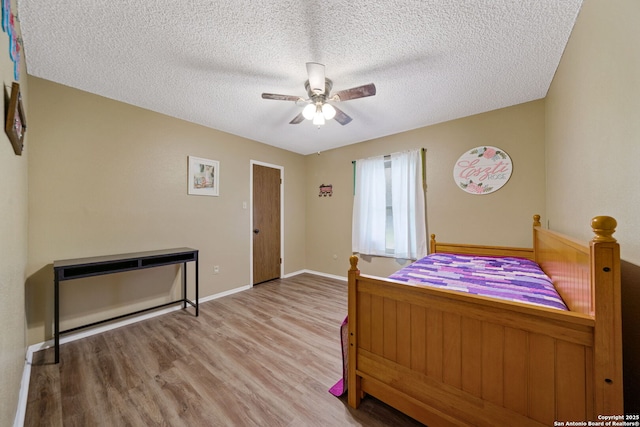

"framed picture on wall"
[5, 82, 26, 155]
[188, 156, 219, 196]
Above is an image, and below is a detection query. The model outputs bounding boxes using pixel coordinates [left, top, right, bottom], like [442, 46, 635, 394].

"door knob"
[253, 229, 260, 234]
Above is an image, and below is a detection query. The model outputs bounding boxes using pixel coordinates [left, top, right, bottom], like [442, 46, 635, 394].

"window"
[384, 158, 394, 254]
[352, 149, 427, 260]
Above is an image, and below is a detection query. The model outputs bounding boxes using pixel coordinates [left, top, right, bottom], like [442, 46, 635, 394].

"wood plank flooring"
[25, 273, 425, 426]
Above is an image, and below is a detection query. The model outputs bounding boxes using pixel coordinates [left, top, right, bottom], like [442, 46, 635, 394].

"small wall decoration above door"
[319, 184, 333, 197]
[453, 146, 512, 195]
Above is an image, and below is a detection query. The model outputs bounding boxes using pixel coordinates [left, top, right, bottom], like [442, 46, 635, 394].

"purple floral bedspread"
[388, 253, 568, 311]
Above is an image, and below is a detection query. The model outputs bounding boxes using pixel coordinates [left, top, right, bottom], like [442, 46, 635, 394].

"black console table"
[53, 248, 199, 363]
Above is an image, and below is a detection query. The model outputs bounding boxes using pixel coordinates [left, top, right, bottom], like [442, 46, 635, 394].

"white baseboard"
[13, 348, 33, 427]
[14, 283, 251, 427]
[199, 284, 251, 303]
[282, 269, 306, 278]
[287, 269, 347, 282]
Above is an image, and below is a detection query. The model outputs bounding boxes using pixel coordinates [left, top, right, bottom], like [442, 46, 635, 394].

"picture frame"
[188, 156, 219, 196]
[5, 82, 26, 155]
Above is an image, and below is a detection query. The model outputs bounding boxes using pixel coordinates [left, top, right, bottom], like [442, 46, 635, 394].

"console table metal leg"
[54, 274, 60, 364]
[182, 262, 187, 309]
[195, 256, 199, 316]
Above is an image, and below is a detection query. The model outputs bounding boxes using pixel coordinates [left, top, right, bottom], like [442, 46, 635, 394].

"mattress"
[388, 253, 568, 311]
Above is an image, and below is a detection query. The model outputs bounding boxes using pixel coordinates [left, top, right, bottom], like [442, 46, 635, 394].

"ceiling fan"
[261, 62, 376, 126]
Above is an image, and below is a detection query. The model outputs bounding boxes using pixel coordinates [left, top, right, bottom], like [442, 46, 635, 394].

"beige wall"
[26, 77, 307, 345]
[545, 0, 640, 411]
[305, 100, 546, 277]
[546, 0, 639, 261]
[0, 1, 28, 423]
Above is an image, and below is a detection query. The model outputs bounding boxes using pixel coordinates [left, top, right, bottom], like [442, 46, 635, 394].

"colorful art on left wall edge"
[2, 0, 20, 80]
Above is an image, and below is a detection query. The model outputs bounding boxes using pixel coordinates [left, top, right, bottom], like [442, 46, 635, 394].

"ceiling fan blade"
[306, 62, 326, 94]
[289, 112, 305, 124]
[333, 83, 376, 101]
[332, 105, 353, 126]
[262, 93, 303, 102]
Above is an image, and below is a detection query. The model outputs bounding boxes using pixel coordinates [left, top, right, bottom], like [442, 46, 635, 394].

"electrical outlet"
[214, 265, 219, 274]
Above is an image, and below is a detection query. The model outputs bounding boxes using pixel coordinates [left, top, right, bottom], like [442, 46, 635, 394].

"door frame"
[249, 160, 284, 287]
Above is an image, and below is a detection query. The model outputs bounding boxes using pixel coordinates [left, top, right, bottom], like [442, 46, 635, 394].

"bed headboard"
[430, 214, 620, 318]
[533, 215, 619, 317]
[429, 235, 535, 260]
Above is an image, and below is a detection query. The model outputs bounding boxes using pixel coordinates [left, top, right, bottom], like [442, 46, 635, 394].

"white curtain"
[352, 155, 387, 256]
[352, 149, 427, 260]
[391, 150, 427, 259]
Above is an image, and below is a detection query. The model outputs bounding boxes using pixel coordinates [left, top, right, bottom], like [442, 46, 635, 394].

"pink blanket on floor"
[328, 316, 348, 396]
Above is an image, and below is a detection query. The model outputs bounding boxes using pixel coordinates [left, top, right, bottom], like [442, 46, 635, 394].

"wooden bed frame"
[347, 215, 623, 426]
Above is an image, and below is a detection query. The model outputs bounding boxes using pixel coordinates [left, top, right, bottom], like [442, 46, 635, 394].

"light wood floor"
[25, 273, 425, 426]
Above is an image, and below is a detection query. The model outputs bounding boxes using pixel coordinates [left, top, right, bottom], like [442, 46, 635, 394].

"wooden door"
[253, 164, 281, 284]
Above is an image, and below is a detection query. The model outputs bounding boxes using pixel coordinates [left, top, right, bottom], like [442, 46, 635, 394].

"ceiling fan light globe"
[302, 103, 316, 120]
[313, 112, 325, 126]
[322, 103, 336, 120]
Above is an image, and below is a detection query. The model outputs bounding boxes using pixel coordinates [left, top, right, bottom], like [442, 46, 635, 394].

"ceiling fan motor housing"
[305, 78, 333, 100]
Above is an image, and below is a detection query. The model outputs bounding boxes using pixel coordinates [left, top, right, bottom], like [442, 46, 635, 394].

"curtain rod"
[351, 148, 427, 191]
[351, 148, 426, 164]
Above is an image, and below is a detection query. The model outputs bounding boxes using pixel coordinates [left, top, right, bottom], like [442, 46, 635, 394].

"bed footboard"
[348, 263, 595, 426]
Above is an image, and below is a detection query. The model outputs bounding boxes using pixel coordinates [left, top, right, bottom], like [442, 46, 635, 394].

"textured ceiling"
[17, 0, 582, 155]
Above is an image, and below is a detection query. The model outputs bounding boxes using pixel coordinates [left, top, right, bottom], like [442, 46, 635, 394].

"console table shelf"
[53, 247, 199, 363]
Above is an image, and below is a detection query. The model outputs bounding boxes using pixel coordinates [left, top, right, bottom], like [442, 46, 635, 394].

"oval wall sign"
[453, 146, 512, 195]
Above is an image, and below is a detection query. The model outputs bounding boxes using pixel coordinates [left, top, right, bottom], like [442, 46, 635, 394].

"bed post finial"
[349, 255, 359, 271]
[533, 214, 541, 227]
[591, 216, 617, 242]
